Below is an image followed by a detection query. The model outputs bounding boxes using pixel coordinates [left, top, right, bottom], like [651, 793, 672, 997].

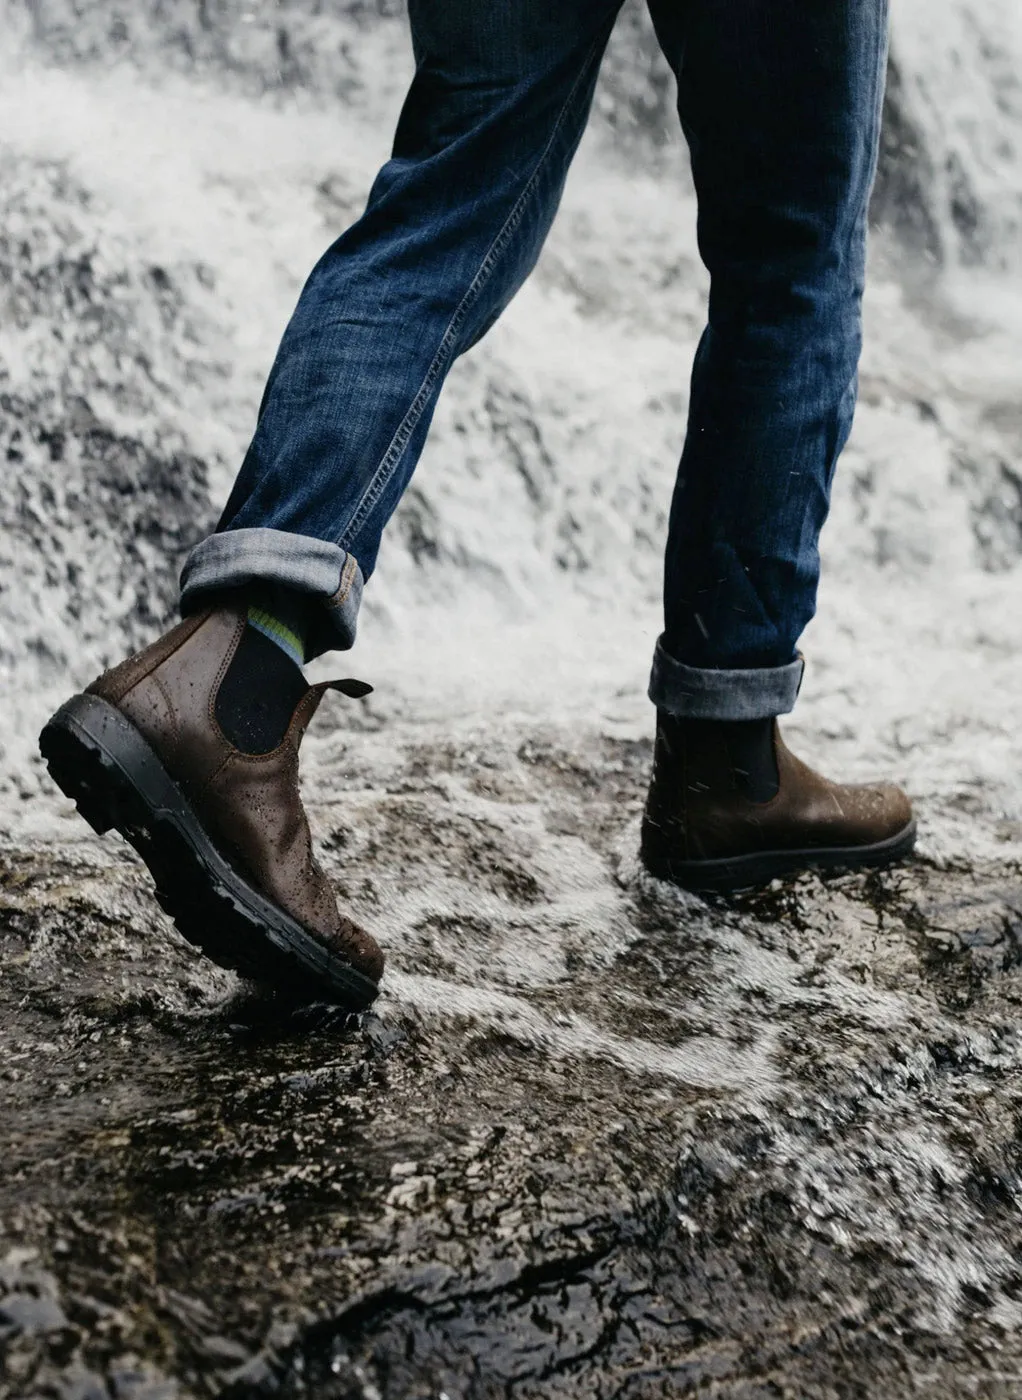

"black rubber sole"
[39, 693, 379, 1010]
[641, 819, 918, 895]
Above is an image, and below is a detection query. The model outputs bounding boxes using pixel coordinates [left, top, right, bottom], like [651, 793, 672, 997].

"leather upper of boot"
[86, 606, 383, 981]
[643, 714, 913, 864]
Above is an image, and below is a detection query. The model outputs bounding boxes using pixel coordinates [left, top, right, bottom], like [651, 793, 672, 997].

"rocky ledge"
[3, 717, 1022, 1399]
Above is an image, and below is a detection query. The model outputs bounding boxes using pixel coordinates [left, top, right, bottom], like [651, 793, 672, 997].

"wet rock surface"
[4, 720, 1022, 1398]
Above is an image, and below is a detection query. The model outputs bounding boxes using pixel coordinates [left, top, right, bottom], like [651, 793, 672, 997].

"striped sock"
[215, 587, 311, 753]
[246, 603, 307, 668]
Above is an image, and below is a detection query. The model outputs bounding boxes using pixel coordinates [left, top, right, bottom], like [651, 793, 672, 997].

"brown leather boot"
[39, 605, 383, 1008]
[640, 713, 916, 894]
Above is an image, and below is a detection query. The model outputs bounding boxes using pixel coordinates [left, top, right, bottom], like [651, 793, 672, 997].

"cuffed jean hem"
[648, 634, 805, 721]
[179, 527, 364, 657]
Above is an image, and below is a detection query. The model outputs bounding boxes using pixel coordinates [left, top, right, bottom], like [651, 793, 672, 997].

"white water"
[888, 0, 1022, 272]
[1, 2, 1020, 864]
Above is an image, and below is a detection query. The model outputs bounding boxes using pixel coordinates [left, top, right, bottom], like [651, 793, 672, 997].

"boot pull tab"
[293, 678, 374, 741]
[321, 678, 373, 699]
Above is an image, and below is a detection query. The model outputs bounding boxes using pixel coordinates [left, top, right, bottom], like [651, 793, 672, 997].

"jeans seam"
[326, 554, 357, 610]
[336, 38, 603, 553]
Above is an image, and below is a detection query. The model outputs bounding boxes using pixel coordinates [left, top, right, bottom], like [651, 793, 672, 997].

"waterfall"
[1, 0, 1020, 839]
[880, 0, 1022, 274]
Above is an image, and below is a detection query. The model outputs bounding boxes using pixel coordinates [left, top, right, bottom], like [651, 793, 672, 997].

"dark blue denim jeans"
[181, 0, 889, 720]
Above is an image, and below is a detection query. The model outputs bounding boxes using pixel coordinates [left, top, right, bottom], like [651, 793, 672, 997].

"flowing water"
[2, 4, 1022, 1396]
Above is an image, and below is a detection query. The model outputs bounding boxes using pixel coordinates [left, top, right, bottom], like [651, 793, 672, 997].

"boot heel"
[39, 706, 119, 835]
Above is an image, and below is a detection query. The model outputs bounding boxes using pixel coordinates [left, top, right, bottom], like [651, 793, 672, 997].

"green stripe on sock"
[247, 605, 305, 667]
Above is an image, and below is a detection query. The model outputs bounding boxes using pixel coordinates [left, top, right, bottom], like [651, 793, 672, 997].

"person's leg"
[181, 0, 623, 658]
[42, 0, 626, 1006]
[647, 0, 889, 715]
[640, 0, 915, 891]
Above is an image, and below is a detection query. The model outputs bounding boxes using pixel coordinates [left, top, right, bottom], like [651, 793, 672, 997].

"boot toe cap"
[845, 780, 914, 845]
[330, 916, 385, 983]
[874, 781, 914, 838]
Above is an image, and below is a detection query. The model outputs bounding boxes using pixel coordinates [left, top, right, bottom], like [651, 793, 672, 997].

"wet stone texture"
[4, 721, 1022, 1399]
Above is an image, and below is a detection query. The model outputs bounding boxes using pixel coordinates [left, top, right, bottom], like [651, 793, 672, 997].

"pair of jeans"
[180, 0, 889, 720]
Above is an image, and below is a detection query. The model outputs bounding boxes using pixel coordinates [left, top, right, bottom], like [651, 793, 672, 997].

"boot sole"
[39, 693, 379, 1010]
[641, 819, 917, 895]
